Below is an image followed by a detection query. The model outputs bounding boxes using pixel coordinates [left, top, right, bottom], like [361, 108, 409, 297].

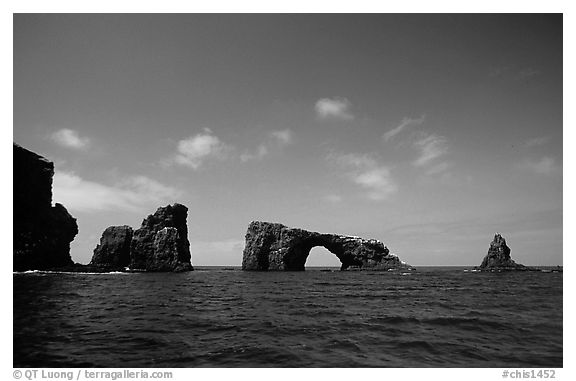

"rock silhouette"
[91, 204, 194, 272]
[242, 221, 412, 271]
[90, 226, 133, 270]
[13, 143, 78, 271]
[479, 233, 526, 271]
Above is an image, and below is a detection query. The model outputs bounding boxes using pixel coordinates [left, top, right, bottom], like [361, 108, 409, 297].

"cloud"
[173, 128, 229, 169]
[315, 97, 354, 120]
[240, 144, 268, 162]
[425, 161, 452, 176]
[332, 152, 378, 168]
[329, 152, 397, 201]
[240, 129, 293, 162]
[524, 136, 550, 148]
[50, 129, 90, 150]
[380, 116, 452, 177]
[353, 168, 397, 200]
[270, 129, 293, 145]
[383, 115, 425, 142]
[518, 156, 557, 175]
[413, 134, 448, 167]
[53, 171, 183, 213]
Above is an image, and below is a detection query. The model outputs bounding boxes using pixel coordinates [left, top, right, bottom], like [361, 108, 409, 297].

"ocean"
[13, 267, 562, 368]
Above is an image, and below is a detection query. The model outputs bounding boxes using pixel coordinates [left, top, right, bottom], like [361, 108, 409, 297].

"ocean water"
[13, 267, 562, 368]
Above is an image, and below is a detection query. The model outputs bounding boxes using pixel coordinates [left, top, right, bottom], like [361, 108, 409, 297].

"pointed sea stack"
[13, 143, 78, 271]
[242, 221, 412, 271]
[479, 233, 526, 271]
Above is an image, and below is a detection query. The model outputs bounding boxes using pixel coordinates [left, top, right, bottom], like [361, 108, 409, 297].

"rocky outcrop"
[90, 204, 193, 272]
[13, 143, 78, 271]
[90, 226, 133, 270]
[148, 227, 184, 271]
[479, 233, 526, 271]
[242, 221, 412, 271]
[130, 203, 193, 272]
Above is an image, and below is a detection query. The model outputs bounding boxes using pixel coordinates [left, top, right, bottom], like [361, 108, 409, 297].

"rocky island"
[90, 204, 194, 272]
[242, 221, 412, 271]
[13, 142, 193, 273]
[478, 233, 527, 271]
[13, 144, 78, 271]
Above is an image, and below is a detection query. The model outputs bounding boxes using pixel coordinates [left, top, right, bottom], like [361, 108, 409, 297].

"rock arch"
[241, 221, 412, 271]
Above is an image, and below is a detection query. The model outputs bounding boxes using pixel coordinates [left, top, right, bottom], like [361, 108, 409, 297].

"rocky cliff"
[13, 143, 78, 271]
[242, 221, 412, 271]
[130, 203, 193, 271]
[90, 225, 133, 270]
[90, 204, 193, 272]
[479, 233, 526, 271]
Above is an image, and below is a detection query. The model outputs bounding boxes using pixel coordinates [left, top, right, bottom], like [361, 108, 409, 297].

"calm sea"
[13, 267, 562, 367]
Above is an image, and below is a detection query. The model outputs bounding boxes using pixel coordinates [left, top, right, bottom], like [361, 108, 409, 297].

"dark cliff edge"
[13, 143, 78, 271]
[89, 204, 194, 272]
[242, 221, 413, 271]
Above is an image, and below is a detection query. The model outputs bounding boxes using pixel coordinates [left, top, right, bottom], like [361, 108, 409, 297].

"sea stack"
[131, 203, 193, 272]
[90, 226, 134, 271]
[90, 204, 194, 272]
[13, 143, 78, 271]
[242, 221, 412, 271]
[479, 233, 526, 271]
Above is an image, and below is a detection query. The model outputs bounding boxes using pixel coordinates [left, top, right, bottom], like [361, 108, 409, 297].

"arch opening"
[283, 236, 351, 271]
[305, 246, 342, 269]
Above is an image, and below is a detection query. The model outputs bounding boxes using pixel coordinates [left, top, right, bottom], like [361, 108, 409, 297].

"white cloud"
[380, 116, 453, 177]
[329, 152, 397, 201]
[240, 144, 268, 162]
[270, 129, 293, 145]
[240, 129, 293, 162]
[383, 115, 425, 142]
[174, 128, 229, 169]
[413, 134, 448, 167]
[425, 161, 452, 176]
[353, 168, 397, 201]
[519, 156, 557, 175]
[332, 152, 378, 169]
[53, 171, 183, 213]
[524, 136, 550, 148]
[315, 97, 354, 120]
[50, 129, 90, 150]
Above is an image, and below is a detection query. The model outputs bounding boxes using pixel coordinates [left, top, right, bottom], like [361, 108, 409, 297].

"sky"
[13, 14, 563, 267]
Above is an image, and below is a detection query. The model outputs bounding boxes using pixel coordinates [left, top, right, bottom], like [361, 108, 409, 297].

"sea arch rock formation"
[242, 221, 412, 271]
